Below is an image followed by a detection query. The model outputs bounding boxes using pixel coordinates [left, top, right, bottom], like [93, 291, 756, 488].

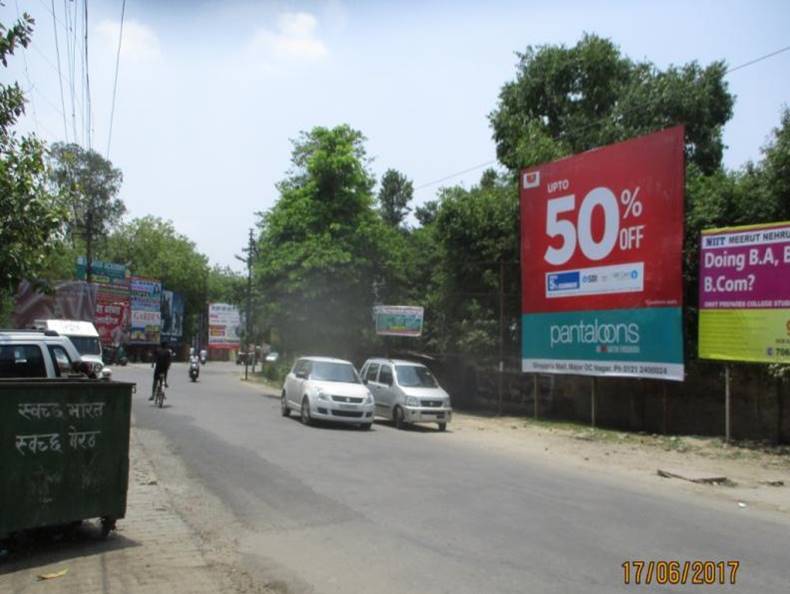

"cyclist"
[149, 341, 173, 401]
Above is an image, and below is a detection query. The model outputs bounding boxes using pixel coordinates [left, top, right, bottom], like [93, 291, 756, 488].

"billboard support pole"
[533, 374, 538, 420]
[661, 383, 668, 435]
[725, 365, 732, 442]
[591, 377, 597, 428]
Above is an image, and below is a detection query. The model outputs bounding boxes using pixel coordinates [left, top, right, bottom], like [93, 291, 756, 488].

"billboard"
[129, 277, 161, 344]
[374, 306, 424, 337]
[520, 126, 685, 381]
[699, 222, 790, 363]
[161, 290, 184, 343]
[76, 258, 131, 346]
[13, 280, 97, 328]
[208, 303, 241, 350]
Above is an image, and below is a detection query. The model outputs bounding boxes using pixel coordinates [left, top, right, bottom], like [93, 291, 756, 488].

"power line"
[83, 0, 92, 149]
[65, 0, 79, 143]
[13, 0, 40, 136]
[413, 43, 790, 193]
[51, 0, 70, 142]
[106, 0, 127, 159]
[725, 44, 790, 74]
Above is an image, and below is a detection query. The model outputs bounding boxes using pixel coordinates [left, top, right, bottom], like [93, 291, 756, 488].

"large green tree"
[489, 34, 733, 174]
[0, 12, 66, 302]
[255, 125, 393, 356]
[377, 168, 414, 228]
[49, 143, 125, 281]
[102, 216, 209, 342]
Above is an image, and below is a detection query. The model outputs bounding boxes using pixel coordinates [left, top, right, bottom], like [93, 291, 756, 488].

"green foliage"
[48, 143, 126, 263]
[490, 34, 733, 174]
[255, 125, 393, 356]
[377, 168, 414, 227]
[102, 216, 209, 340]
[0, 12, 67, 295]
[207, 265, 244, 304]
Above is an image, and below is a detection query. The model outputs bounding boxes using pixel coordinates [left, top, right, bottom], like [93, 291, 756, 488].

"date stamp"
[623, 560, 740, 585]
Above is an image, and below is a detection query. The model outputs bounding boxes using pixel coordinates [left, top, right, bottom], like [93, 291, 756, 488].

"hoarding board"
[373, 306, 424, 337]
[520, 126, 685, 381]
[76, 258, 131, 345]
[208, 303, 240, 350]
[699, 221, 790, 363]
[129, 277, 161, 344]
[161, 291, 184, 342]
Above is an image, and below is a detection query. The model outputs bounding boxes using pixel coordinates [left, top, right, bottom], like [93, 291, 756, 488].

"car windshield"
[395, 365, 438, 388]
[310, 361, 361, 383]
[67, 336, 101, 355]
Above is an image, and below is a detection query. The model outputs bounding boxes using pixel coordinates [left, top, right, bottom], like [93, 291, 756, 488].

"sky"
[3, 0, 790, 270]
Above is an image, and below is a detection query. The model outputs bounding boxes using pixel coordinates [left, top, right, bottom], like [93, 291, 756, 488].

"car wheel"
[393, 406, 405, 430]
[438, 422, 447, 432]
[300, 397, 312, 426]
[281, 392, 290, 417]
[360, 423, 372, 431]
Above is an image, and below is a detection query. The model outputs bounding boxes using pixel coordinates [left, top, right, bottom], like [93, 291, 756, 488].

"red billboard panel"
[520, 126, 685, 380]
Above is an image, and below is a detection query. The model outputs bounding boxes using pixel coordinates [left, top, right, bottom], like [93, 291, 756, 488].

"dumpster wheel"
[100, 516, 116, 539]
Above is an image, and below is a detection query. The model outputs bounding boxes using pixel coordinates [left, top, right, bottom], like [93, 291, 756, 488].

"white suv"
[281, 357, 375, 429]
[0, 331, 93, 379]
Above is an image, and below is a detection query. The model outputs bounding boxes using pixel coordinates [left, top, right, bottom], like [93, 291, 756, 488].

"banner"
[520, 126, 685, 381]
[13, 280, 97, 328]
[161, 291, 184, 342]
[129, 277, 161, 344]
[699, 222, 790, 363]
[76, 257, 130, 345]
[208, 303, 240, 350]
[373, 306, 424, 337]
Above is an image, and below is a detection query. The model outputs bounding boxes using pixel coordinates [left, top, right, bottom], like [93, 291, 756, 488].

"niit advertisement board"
[520, 126, 685, 381]
[699, 221, 790, 363]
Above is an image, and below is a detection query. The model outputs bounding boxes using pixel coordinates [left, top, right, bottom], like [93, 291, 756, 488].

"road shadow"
[374, 420, 450, 434]
[0, 521, 140, 574]
[285, 415, 376, 432]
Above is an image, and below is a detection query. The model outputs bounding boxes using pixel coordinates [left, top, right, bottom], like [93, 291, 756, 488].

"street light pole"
[237, 228, 258, 381]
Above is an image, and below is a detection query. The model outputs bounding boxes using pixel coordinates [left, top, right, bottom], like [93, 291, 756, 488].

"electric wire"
[13, 0, 40, 136]
[106, 0, 127, 159]
[83, 0, 92, 149]
[414, 44, 790, 193]
[50, 0, 70, 142]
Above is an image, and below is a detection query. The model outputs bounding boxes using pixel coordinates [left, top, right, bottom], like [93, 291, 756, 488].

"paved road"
[123, 362, 790, 594]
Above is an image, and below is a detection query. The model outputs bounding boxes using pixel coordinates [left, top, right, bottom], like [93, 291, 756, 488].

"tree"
[489, 34, 733, 174]
[49, 143, 125, 282]
[102, 216, 209, 342]
[377, 169, 414, 227]
[255, 125, 392, 356]
[0, 12, 66, 300]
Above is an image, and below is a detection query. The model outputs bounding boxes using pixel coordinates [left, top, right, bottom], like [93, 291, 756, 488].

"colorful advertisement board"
[129, 277, 161, 344]
[373, 306, 424, 337]
[208, 303, 240, 350]
[699, 222, 790, 363]
[75, 257, 131, 345]
[520, 126, 685, 381]
[160, 290, 184, 343]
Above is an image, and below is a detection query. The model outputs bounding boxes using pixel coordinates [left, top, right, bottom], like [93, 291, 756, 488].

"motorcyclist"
[150, 341, 172, 400]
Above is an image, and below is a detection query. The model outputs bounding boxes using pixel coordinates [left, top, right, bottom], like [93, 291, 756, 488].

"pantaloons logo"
[550, 319, 640, 353]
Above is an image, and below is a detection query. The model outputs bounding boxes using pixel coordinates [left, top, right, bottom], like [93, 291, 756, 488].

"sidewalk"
[0, 424, 226, 594]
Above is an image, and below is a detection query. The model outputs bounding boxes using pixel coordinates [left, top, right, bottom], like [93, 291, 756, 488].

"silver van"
[360, 358, 452, 431]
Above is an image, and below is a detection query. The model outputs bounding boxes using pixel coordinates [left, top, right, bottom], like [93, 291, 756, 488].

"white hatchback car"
[281, 357, 375, 429]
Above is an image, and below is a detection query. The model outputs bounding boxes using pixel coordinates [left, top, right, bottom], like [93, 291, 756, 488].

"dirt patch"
[451, 413, 790, 515]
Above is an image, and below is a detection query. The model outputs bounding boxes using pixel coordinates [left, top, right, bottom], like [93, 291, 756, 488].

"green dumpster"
[0, 379, 134, 539]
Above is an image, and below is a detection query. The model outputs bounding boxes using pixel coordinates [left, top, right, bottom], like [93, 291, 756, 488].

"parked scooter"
[189, 355, 200, 382]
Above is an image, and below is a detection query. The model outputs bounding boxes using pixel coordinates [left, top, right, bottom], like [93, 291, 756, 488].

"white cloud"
[96, 20, 161, 64]
[248, 12, 328, 62]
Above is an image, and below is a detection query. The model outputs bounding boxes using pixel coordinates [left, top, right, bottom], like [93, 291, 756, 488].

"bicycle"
[153, 373, 166, 408]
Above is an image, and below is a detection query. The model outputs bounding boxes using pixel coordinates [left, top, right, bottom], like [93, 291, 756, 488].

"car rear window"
[0, 345, 47, 378]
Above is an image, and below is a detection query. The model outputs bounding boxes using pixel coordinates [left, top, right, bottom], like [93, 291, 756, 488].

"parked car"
[281, 356, 374, 429]
[360, 358, 452, 431]
[0, 330, 103, 379]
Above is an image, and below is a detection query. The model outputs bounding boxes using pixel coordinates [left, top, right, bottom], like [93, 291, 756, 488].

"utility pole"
[236, 228, 258, 381]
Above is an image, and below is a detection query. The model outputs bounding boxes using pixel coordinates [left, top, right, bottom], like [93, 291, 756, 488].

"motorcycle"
[189, 356, 200, 382]
[199, 349, 207, 365]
